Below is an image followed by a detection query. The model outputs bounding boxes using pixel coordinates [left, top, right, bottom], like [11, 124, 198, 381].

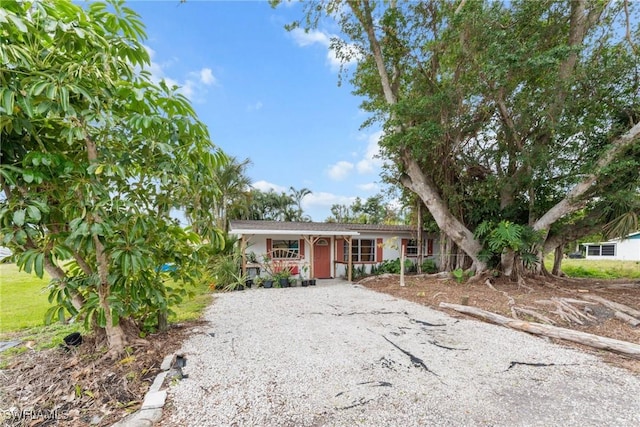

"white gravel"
[162, 282, 640, 426]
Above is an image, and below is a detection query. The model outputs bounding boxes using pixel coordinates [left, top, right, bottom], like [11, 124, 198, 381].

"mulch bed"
[1, 322, 204, 426]
[358, 274, 640, 373]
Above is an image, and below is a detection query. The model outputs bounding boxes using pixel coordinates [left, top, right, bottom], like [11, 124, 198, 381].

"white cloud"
[327, 160, 354, 181]
[141, 44, 216, 101]
[356, 130, 384, 174]
[291, 28, 331, 47]
[302, 192, 356, 210]
[247, 101, 263, 112]
[199, 68, 216, 85]
[290, 28, 361, 71]
[252, 180, 287, 193]
[357, 182, 378, 191]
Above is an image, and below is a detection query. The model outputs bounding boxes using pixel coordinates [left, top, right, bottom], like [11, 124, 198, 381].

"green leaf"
[27, 205, 42, 222]
[13, 209, 26, 226]
[15, 229, 27, 245]
[8, 13, 27, 33]
[31, 81, 49, 97]
[60, 86, 69, 112]
[3, 89, 14, 115]
[34, 252, 44, 278]
[96, 308, 106, 328]
[20, 169, 34, 183]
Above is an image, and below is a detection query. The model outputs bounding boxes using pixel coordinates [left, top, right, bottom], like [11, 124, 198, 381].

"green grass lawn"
[0, 263, 52, 333]
[0, 263, 214, 335]
[558, 258, 640, 279]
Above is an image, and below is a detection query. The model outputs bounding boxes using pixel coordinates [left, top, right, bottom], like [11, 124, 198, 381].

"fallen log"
[581, 295, 640, 319]
[439, 302, 640, 359]
[615, 311, 640, 327]
[358, 272, 450, 284]
[358, 273, 396, 284]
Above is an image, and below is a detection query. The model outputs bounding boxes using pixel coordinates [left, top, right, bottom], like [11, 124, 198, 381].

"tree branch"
[534, 122, 640, 234]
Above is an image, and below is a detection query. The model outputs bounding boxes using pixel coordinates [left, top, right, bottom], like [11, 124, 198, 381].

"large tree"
[282, 0, 640, 277]
[0, 0, 225, 355]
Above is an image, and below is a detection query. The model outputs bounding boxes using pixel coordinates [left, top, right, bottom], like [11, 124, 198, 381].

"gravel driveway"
[162, 281, 640, 426]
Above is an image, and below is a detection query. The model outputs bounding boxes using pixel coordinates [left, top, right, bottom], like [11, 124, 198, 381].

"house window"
[405, 239, 434, 256]
[588, 244, 616, 257]
[344, 239, 375, 262]
[271, 240, 299, 259]
[406, 240, 419, 256]
[601, 244, 615, 256]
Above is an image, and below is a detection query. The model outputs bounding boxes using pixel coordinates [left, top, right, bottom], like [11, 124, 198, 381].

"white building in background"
[584, 231, 640, 261]
[0, 247, 12, 261]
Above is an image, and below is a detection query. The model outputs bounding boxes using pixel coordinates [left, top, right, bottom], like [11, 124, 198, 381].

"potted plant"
[298, 263, 309, 287]
[257, 276, 274, 288]
[274, 269, 291, 288]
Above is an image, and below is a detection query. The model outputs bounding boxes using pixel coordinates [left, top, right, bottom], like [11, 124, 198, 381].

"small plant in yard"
[211, 249, 246, 292]
[451, 268, 473, 284]
[421, 258, 438, 274]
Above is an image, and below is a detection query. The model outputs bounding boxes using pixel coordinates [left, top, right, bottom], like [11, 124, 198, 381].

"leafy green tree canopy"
[0, 0, 226, 355]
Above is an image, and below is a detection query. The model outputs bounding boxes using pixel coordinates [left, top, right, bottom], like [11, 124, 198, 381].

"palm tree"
[289, 186, 312, 221]
[213, 157, 253, 232]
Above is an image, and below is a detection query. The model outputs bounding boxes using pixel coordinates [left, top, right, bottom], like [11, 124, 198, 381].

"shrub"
[421, 258, 438, 274]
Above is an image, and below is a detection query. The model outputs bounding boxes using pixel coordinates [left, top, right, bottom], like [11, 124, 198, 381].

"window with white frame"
[271, 240, 299, 259]
[344, 239, 375, 262]
[406, 239, 419, 256]
[587, 244, 616, 257]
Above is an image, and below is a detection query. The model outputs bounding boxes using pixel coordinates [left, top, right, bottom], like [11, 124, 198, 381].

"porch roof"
[229, 220, 418, 236]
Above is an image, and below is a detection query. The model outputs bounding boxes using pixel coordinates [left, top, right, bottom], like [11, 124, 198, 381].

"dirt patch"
[358, 274, 640, 373]
[0, 321, 205, 426]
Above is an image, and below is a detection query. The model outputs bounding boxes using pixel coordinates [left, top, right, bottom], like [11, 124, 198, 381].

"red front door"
[313, 237, 331, 279]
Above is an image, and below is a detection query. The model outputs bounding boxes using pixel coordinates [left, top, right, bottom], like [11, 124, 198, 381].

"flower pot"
[301, 280, 310, 287]
[309, 279, 317, 286]
[279, 278, 289, 288]
[245, 279, 253, 288]
[263, 279, 274, 289]
[235, 284, 245, 291]
[63, 332, 82, 347]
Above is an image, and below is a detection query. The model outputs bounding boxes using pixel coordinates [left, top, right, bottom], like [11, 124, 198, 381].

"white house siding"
[242, 233, 439, 279]
[243, 234, 314, 277]
[334, 233, 439, 279]
[584, 233, 640, 261]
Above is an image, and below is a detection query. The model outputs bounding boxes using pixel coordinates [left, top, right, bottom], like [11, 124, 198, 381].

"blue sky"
[127, 1, 386, 221]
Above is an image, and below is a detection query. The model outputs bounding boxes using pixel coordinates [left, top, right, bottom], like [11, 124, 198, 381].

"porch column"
[303, 235, 321, 279]
[240, 235, 247, 275]
[347, 235, 353, 282]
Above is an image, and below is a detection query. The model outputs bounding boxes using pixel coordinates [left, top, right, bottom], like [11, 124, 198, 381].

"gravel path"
[162, 282, 640, 426]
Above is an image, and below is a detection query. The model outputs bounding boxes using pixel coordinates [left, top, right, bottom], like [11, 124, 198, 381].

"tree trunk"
[43, 256, 85, 311]
[94, 234, 127, 356]
[401, 155, 486, 272]
[440, 302, 640, 358]
[551, 246, 564, 276]
[439, 232, 453, 272]
[501, 249, 515, 278]
[157, 310, 168, 332]
[86, 136, 127, 356]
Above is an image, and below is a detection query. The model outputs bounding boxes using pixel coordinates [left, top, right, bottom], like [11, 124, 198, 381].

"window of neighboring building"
[271, 240, 299, 259]
[344, 239, 376, 262]
[601, 244, 615, 256]
[587, 244, 616, 257]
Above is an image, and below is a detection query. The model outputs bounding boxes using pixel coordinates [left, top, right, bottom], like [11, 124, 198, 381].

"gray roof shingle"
[229, 220, 417, 234]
